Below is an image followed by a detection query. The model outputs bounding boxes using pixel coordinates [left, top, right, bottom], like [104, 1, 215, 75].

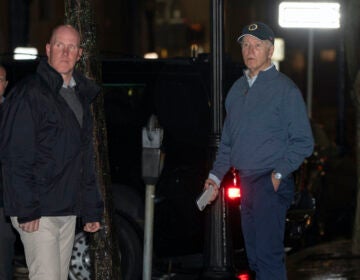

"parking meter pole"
[201, 0, 236, 279]
[142, 115, 163, 280]
[143, 183, 155, 280]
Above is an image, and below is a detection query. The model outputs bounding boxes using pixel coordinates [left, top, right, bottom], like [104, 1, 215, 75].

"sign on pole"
[278, 1, 340, 118]
[279, 2, 340, 28]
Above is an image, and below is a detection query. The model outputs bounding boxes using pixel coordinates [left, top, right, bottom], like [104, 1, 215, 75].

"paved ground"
[153, 239, 360, 279]
[287, 238, 360, 280]
[12, 238, 360, 279]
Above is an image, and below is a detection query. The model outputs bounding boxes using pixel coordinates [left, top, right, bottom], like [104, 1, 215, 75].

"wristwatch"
[273, 172, 282, 180]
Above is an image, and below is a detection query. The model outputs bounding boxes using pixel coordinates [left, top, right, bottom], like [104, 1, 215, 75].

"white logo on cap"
[248, 24, 258, 31]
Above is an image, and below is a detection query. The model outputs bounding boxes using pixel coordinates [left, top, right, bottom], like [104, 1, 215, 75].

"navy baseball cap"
[237, 22, 275, 45]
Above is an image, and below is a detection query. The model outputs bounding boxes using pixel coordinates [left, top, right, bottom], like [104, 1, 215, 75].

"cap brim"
[236, 34, 264, 44]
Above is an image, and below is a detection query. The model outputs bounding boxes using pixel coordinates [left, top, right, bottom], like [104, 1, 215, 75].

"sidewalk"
[13, 239, 360, 279]
[286, 239, 360, 279]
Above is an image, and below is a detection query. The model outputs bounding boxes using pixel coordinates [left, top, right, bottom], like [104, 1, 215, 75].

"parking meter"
[142, 115, 163, 185]
[142, 115, 163, 280]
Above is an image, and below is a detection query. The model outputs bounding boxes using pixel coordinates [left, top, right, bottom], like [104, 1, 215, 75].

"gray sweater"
[210, 66, 314, 182]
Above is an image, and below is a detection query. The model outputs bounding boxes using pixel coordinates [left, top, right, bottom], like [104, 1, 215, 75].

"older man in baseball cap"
[203, 21, 314, 280]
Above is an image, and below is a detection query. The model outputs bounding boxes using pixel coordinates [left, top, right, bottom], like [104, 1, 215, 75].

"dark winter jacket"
[0, 101, 4, 208]
[0, 167, 3, 208]
[0, 60, 104, 224]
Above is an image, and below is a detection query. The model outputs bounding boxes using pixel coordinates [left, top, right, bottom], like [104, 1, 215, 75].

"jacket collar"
[37, 59, 101, 103]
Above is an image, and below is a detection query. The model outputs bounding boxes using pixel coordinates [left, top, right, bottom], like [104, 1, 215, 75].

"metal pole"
[202, 187, 235, 279]
[143, 184, 155, 280]
[211, 0, 224, 135]
[306, 29, 314, 119]
[202, 0, 236, 279]
[336, 13, 346, 154]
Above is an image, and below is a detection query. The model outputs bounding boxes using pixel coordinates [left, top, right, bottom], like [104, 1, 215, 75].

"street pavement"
[153, 238, 360, 279]
[12, 238, 360, 279]
[153, 239, 360, 279]
[287, 238, 360, 280]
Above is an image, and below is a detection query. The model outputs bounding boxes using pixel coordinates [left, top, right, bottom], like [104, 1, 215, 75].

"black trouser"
[0, 207, 16, 280]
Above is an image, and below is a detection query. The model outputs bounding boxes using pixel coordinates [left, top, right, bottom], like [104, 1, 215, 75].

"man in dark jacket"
[0, 64, 16, 280]
[0, 25, 103, 280]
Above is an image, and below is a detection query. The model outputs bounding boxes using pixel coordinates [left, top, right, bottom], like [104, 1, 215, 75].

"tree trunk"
[64, 0, 122, 279]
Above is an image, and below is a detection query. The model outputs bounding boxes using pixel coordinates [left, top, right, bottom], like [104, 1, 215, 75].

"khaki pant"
[11, 216, 76, 280]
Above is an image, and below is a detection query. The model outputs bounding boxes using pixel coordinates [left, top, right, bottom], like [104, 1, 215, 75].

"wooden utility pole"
[64, 0, 121, 279]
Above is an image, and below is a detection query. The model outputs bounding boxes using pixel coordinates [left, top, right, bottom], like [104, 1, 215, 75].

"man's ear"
[77, 48, 83, 62]
[268, 45, 275, 59]
[46, 43, 51, 58]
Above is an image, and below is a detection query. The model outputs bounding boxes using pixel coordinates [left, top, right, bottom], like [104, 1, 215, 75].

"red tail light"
[236, 272, 251, 280]
[221, 167, 241, 201]
[227, 187, 241, 200]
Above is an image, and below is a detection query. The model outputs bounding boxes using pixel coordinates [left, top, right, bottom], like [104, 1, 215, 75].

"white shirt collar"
[62, 77, 76, 89]
[245, 63, 274, 87]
